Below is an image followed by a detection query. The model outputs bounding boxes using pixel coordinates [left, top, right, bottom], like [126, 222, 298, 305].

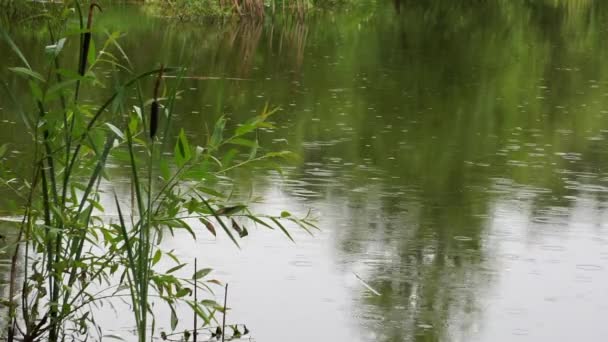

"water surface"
[3, 1, 608, 341]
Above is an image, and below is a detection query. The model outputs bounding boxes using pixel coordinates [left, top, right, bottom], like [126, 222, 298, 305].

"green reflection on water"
[3, 1, 608, 341]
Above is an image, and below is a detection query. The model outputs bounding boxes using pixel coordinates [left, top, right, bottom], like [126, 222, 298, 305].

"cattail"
[150, 65, 164, 139]
[79, 3, 102, 76]
[150, 102, 159, 139]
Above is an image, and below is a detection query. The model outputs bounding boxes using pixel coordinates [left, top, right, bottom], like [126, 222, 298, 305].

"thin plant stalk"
[222, 284, 228, 342]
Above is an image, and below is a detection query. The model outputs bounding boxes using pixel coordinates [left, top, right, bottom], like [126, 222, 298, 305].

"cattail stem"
[194, 258, 198, 342]
[222, 283, 228, 342]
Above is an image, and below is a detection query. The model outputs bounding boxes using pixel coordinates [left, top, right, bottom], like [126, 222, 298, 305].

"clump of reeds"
[152, 0, 314, 20]
[1, 2, 317, 342]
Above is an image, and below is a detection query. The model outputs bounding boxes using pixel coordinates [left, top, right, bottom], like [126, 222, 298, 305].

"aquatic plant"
[0, 1, 315, 341]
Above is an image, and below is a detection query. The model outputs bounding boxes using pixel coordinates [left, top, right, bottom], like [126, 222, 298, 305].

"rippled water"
[4, 1, 608, 341]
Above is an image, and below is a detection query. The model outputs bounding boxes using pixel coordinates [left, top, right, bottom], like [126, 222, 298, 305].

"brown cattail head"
[79, 3, 103, 76]
[150, 102, 159, 139]
[150, 65, 164, 139]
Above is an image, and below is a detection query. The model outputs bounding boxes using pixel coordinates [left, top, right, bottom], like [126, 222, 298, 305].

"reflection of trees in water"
[267, 2, 608, 341]
[325, 184, 487, 342]
[223, 18, 309, 78]
[273, 18, 309, 72]
[226, 20, 264, 78]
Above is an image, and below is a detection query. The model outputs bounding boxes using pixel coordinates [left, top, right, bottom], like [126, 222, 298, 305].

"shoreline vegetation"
[0, 1, 316, 341]
[0, 0, 365, 22]
[145, 0, 357, 20]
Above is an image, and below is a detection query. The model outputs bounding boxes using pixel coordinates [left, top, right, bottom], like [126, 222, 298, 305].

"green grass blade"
[270, 217, 294, 243]
[1, 27, 32, 69]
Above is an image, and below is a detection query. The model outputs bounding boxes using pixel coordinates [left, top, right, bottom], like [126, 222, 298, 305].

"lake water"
[3, 1, 608, 341]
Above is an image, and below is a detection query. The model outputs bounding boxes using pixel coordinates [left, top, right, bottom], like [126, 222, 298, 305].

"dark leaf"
[199, 218, 216, 236]
[216, 205, 246, 216]
[231, 219, 243, 235]
[212, 327, 222, 338]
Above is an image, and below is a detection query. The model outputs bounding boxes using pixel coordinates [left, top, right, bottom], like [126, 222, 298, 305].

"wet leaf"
[175, 128, 191, 167]
[199, 218, 216, 236]
[152, 250, 162, 265]
[105, 123, 124, 140]
[1, 28, 32, 69]
[216, 205, 246, 216]
[166, 263, 187, 274]
[170, 306, 178, 330]
[193, 268, 212, 280]
[231, 219, 243, 235]
[271, 217, 294, 242]
[176, 288, 191, 298]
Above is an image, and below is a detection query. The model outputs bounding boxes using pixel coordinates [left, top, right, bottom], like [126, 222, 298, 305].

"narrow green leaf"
[105, 123, 125, 140]
[193, 268, 212, 280]
[166, 263, 187, 274]
[174, 128, 191, 167]
[187, 302, 211, 326]
[9, 67, 45, 82]
[234, 123, 257, 137]
[1, 28, 31, 69]
[271, 217, 294, 242]
[228, 137, 256, 147]
[176, 288, 191, 297]
[152, 250, 162, 265]
[170, 306, 178, 331]
[247, 215, 274, 230]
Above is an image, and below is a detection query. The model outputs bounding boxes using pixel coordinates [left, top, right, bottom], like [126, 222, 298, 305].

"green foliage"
[0, 2, 316, 341]
[146, 0, 361, 19]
